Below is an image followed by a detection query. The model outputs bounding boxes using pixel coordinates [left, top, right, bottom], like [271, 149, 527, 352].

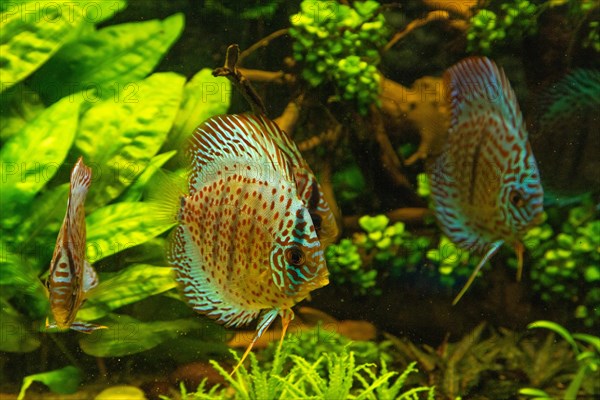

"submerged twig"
[238, 68, 296, 85]
[274, 95, 303, 135]
[238, 28, 289, 64]
[370, 104, 413, 190]
[298, 125, 342, 152]
[213, 44, 267, 115]
[384, 11, 451, 52]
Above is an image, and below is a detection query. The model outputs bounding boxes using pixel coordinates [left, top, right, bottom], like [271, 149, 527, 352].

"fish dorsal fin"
[255, 114, 306, 167]
[444, 57, 523, 137]
[188, 114, 296, 193]
[254, 115, 340, 244]
[66, 157, 92, 275]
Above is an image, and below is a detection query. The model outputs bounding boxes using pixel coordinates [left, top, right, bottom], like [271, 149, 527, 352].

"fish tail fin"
[145, 168, 188, 228]
[452, 241, 503, 306]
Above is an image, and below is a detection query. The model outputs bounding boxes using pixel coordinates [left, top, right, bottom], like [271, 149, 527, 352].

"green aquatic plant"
[388, 321, 599, 399]
[169, 344, 435, 399]
[467, 0, 538, 54]
[516, 199, 600, 327]
[261, 324, 393, 368]
[289, 0, 388, 114]
[426, 236, 478, 287]
[0, 0, 231, 383]
[520, 320, 600, 399]
[326, 214, 430, 296]
[467, 0, 600, 54]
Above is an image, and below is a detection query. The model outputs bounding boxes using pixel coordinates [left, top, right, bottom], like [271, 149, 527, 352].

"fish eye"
[285, 246, 305, 266]
[509, 190, 525, 207]
[310, 213, 322, 232]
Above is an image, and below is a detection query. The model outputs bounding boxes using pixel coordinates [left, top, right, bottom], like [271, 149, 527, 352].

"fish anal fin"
[231, 308, 280, 375]
[452, 240, 503, 305]
[70, 321, 107, 333]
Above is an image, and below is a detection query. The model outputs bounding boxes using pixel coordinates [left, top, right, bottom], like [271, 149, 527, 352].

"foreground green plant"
[388, 322, 599, 399]
[167, 344, 435, 399]
[520, 320, 600, 399]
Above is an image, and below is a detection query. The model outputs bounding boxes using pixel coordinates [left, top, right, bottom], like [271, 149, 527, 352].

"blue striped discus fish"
[428, 57, 544, 304]
[170, 113, 337, 370]
[46, 158, 105, 333]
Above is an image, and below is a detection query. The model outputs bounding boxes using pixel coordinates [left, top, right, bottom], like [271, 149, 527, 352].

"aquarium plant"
[515, 197, 600, 327]
[326, 214, 430, 296]
[520, 320, 600, 399]
[467, 0, 600, 54]
[1, 0, 232, 395]
[167, 344, 435, 399]
[289, 0, 388, 114]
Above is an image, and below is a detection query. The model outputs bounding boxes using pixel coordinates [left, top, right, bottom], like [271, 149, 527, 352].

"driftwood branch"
[238, 28, 290, 64]
[213, 44, 267, 115]
[298, 125, 342, 152]
[370, 104, 413, 190]
[274, 95, 303, 135]
[237, 68, 296, 85]
[384, 11, 451, 52]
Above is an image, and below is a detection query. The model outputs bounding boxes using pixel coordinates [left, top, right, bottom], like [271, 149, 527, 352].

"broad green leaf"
[14, 183, 69, 268]
[0, 299, 41, 352]
[118, 151, 177, 203]
[0, 241, 48, 298]
[527, 320, 579, 354]
[166, 68, 231, 153]
[35, 13, 184, 103]
[77, 0, 127, 23]
[0, 84, 45, 142]
[0, 96, 82, 228]
[86, 202, 175, 262]
[78, 264, 176, 321]
[0, 2, 84, 92]
[18, 366, 82, 400]
[79, 314, 202, 357]
[75, 72, 185, 210]
[573, 333, 600, 354]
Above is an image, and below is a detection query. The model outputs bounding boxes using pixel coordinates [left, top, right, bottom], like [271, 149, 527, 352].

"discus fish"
[46, 157, 105, 333]
[169, 113, 337, 371]
[428, 57, 544, 304]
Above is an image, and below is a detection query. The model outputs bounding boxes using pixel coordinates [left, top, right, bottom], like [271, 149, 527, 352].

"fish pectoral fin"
[69, 321, 107, 334]
[231, 308, 280, 375]
[514, 241, 524, 282]
[82, 261, 99, 293]
[452, 241, 503, 306]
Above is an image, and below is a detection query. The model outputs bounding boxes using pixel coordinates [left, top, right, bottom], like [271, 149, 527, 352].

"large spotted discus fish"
[170, 113, 338, 369]
[46, 157, 105, 333]
[428, 57, 544, 304]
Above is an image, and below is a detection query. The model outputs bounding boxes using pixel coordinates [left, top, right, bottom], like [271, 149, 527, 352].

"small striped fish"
[170, 113, 338, 370]
[428, 57, 544, 304]
[46, 158, 105, 333]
